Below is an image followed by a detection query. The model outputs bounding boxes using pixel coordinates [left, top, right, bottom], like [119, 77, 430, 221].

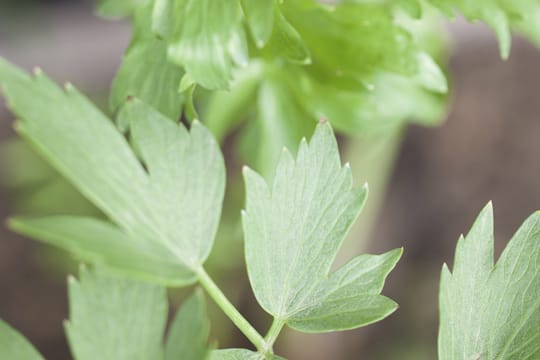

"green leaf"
[8, 216, 194, 285]
[241, 0, 275, 47]
[0, 320, 45, 360]
[424, 0, 540, 59]
[96, 0, 149, 18]
[167, 0, 248, 90]
[110, 39, 184, 121]
[110, 1, 184, 121]
[165, 289, 209, 360]
[439, 203, 540, 359]
[282, 2, 419, 87]
[252, 76, 314, 176]
[0, 59, 225, 285]
[122, 99, 225, 265]
[264, 9, 311, 65]
[66, 267, 168, 360]
[242, 123, 401, 332]
[203, 62, 264, 141]
[209, 349, 286, 360]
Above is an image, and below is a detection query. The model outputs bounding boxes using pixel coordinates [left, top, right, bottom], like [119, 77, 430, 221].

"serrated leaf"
[66, 267, 168, 360]
[242, 0, 275, 47]
[123, 99, 225, 265]
[209, 349, 286, 360]
[439, 203, 540, 359]
[165, 289, 209, 360]
[0, 59, 225, 285]
[0, 320, 45, 360]
[167, 0, 248, 90]
[242, 123, 401, 332]
[424, 0, 540, 59]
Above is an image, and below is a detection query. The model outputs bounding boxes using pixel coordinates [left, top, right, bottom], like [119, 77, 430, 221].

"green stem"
[196, 267, 266, 352]
[263, 318, 285, 354]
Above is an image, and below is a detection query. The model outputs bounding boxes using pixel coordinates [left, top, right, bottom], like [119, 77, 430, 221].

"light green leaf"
[287, 248, 402, 332]
[241, 0, 275, 47]
[8, 216, 195, 285]
[66, 267, 168, 360]
[264, 9, 311, 65]
[424, 0, 540, 59]
[203, 62, 264, 141]
[96, 0, 149, 18]
[110, 39, 184, 121]
[122, 99, 225, 265]
[165, 289, 209, 360]
[251, 77, 314, 176]
[209, 349, 286, 360]
[242, 123, 401, 332]
[0, 59, 225, 284]
[0, 320, 45, 360]
[439, 203, 540, 359]
[110, 1, 184, 121]
[167, 0, 248, 90]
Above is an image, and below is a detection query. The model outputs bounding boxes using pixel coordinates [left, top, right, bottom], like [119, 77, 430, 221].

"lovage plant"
[1, 0, 540, 359]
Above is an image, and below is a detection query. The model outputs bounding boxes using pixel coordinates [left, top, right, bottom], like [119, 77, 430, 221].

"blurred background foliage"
[1, 0, 540, 359]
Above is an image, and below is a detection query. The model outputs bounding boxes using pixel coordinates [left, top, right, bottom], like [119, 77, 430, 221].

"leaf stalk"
[196, 267, 267, 352]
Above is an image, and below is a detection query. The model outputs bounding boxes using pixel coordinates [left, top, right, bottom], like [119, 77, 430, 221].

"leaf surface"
[423, 0, 540, 58]
[167, 0, 247, 89]
[66, 267, 168, 360]
[0, 59, 225, 285]
[0, 320, 45, 360]
[243, 123, 401, 331]
[439, 203, 540, 359]
[165, 289, 209, 360]
[110, 2, 184, 121]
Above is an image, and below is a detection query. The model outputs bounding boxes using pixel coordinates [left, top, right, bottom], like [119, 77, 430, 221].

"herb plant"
[1, 0, 540, 359]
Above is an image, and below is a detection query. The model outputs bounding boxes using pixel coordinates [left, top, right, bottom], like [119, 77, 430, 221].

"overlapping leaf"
[422, 0, 540, 58]
[110, 1, 184, 121]
[165, 289, 209, 360]
[242, 123, 402, 332]
[66, 267, 167, 360]
[0, 320, 45, 360]
[0, 59, 225, 286]
[439, 203, 540, 359]
[166, 0, 248, 90]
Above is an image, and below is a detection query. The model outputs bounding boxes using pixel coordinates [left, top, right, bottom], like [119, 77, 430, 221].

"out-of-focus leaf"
[96, 0, 149, 17]
[282, 2, 418, 89]
[241, 0, 275, 47]
[439, 203, 540, 359]
[422, 0, 540, 58]
[203, 62, 264, 141]
[66, 267, 167, 360]
[110, 1, 184, 121]
[110, 39, 184, 121]
[0, 320, 45, 360]
[243, 123, 401, 332]
[167, 0, 248, 90]
[165, 290, 209, 360]
[263, 9, 311, 64]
